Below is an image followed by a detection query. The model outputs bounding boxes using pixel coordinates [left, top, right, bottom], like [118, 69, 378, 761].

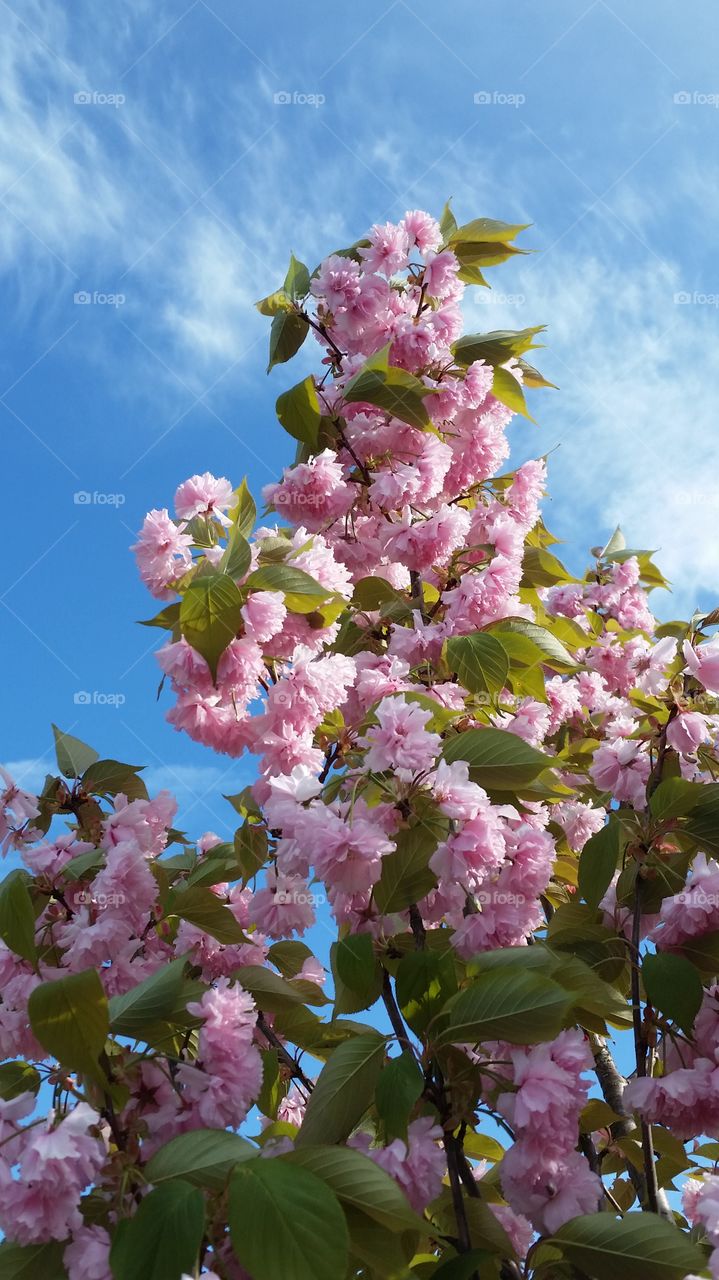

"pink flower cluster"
[495, 1031, 603, 1233]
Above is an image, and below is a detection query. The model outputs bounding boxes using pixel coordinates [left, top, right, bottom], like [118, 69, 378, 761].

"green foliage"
[145, 1129, 256, 1191]
[442, 725, 553, 789]
[229, 1159, 349, 1280]
[296, 1033, 386, 1146]
[109, 1181, 205, 1280]
[28, 969, 109, 1086]
[343, 344, 436, 429]
[179, 572, 244, 680]
[549, 1211, 706, 1279]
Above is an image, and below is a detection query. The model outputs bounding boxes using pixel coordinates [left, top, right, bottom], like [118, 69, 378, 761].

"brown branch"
[256, 1012, 314, 1094]
[381, 970, 414, 1054]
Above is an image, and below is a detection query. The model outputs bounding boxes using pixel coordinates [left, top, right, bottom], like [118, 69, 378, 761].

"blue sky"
[3, 0, 719, 837]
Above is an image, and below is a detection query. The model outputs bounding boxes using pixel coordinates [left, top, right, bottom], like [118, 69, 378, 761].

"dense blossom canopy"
[2, 206, 719, 1280]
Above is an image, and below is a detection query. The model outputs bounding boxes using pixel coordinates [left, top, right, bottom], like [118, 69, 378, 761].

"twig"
[256, 1012, 314, 1093]
[381, 970, 414, 1054]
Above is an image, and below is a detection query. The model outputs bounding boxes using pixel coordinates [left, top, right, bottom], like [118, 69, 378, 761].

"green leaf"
[0, 1241, 67, 1280]
[0, 870, 36, 964]
[452, 326, 545, 367]
[550, 1211, 706, 1280]
[432, 1252, 494, 1280]
[578, 818, 621, 910]
[444, 633, 509, 695]
[489, 616, 576, 668]
[296, 1033, 385, 1146]
[229, 1158, 349, 1280]
[396, 947, 457, 1036]
[649, 778, 704, 822]
[179, 572, 243, 681]
[491, 366, 532, 419]
[0, 1060, 41, 1100]
[682, 785, 719, 855]
[234, 821, 268, 882]
[81, 759, 148, 802]
[255, 288, 293, 316]
[267, 309, 309, 372]
[246, 564, 330, 614]
[448, 218, 530, 245]
[344, 1206, 416, 1278]
[166, 884, 248, 945]
[219, 527, 251, 580]
[228, 477, 257, 538]
[642, 951, 703, 1035]
[521, 545, 573, 587]
[284, 253, 311, 300]
[109, 1181, 205, 1280]
[373, 823, 440, 914]
[335, 934, 379, 999]
[442, 726, 553, 789]
[439, 199, 458, 241]
[439, 968, 572, 1045]
[343, 344, 435, 429]
[108, 957, 196, 1038]
[145, 1128, 256, 1191]
[236, 964, 309, 1012]
[51, 724, 99, 778]
[138, 603, 181, 631]
[28, 969, 109, 1084]
[282, 1145, 425, 1233]
[375, 1052, 423, 1140]
[276, 376, 322, 451]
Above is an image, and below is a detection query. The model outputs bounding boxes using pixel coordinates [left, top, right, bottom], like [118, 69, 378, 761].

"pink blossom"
[350, 1116, 445, 1212]
[132, 508, 192, 599]
[361, 695, 441, 779]
[248, 871, 316, 937]
[181, 979, 262, 1128]
[174, 472, 235, 525]
[400, 210, 442, 255]
[684, 637, 719, 694]
[0, 1103, 106, 1244]
[64, 1226, 112, 1280]
[359, 222, 410, 276]
[241, 590, 287, 644]
[667, 710, 711, 755]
